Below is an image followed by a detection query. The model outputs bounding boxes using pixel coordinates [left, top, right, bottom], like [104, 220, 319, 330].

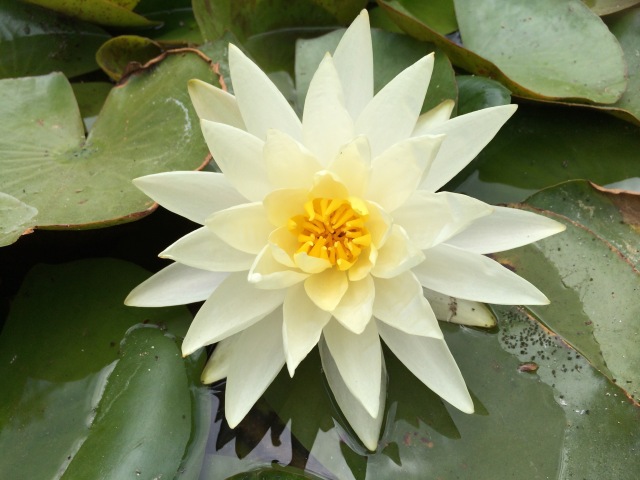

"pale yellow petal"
[332, 275, 374, 334]
[248, 246, 309, 289]
[304, 268, 348, 311]
[371, 225, 425, 279]
[206, 202, 272, 254]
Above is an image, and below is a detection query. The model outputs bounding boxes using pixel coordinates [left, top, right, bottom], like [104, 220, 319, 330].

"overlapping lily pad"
[0, 48, 222, 238]
[23, 0, 156, 27]
[0, 259, 198, 479]
[0, 193, 37, 247]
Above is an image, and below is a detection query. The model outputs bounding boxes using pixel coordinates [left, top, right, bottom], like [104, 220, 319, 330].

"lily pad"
[96, 35, 164, 81]
[0, 48, 222, 231]
[193, 0, 367, 42]
[0, 259, 195, 479]
[456, 75, 511, 115]
[495, 180, 640, 403]
[0, 193, 37, 247]
[23, 0, 156, 27]
[454, 0, 627, 104]
[0, 2, 109, 79]
[71, 82, 113, 131]
[584, 0, 640, 15]
[295, 29, 457, 114]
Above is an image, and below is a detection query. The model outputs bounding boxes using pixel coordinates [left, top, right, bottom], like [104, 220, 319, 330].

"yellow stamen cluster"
[288, 198, 371, 270]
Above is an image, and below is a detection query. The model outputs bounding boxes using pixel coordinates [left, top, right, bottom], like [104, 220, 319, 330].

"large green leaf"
[0, 49, 221, 233]
[0, 259, 196, 479]
[295, 29, 457, 115]
[496, 181, 640, 403]
[0, 2, 109, 79]
[0, 193, 37, 247]
[193, 0, 367, 42]
[451, 105, 640, 204]
[23, 0, 156, 27]
[96, 35, 164, 81]
[584, 0, 640, 15]
[456, 75, 511, 115]
[454, 0, 626, 104]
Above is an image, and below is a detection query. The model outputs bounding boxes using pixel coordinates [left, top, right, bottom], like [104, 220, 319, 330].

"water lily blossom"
[125, 10, 565, 450]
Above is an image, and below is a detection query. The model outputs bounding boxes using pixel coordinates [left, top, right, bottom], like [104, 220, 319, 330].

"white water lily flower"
[125, 11, 565, 450]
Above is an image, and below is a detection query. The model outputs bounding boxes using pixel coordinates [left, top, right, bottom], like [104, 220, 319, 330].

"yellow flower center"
[288, 198, 371, 271]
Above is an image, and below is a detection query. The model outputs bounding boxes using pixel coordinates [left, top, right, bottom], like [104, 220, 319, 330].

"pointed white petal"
[201, 334, 238, 384]
[283, 284, 331, 376]
[373, 272, 442, 338]
[348, 245, 377, 282]
[333, 9, 373, 120]
[413, 243, 549, 305]
[263, 188, 307, 227]
[181, 272, 286, 355]
[303, 53, 355, 165]
[225, 310, 286, 427]
[294, 252, 332, 274]
[200, 120, 269, 201]
[229, 44, 302, 141]
[160, 227, 254, 272]
[319, 338, 385, 451]
[367, 134, 444, 212]
[125, 262, 227, 307]
[356, 54, 434, 157]
[417, 104, 517, 192]
[206, 202, 272, 254]
[188, 79, 246, 129]
[371, 225, 425, 279]
[423, 288, 496, 328]
[392, 191, 493, 249]
[304, 268, 348, 310]
[445, 206, 566, 254]
[133, 172, 246, 225]
[332, 275, 375, 334]
[414, 99, 455, 131]
[248, 246, 309, 289]
[377, 321, 473, 413]
[323, 319, 382, 418]
[328, 136, 371, 198]
[268, 226, 298, 268]
[264, 129, 322, 190]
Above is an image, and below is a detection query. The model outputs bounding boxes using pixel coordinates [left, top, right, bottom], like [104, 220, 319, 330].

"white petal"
[377, 321, 473, 413]
[269, 226, 298, 268]
[413, 99, 455, 131]
[264, 129, 322, 190]
[248, 245, 309, 289]
[413, 243, 550, 305]
[319, 337, 384, 451]
[392, 191, 493, 249]
[225, 310, 285, 427]
[263, 188, 307, 227]
[367, 134, 444, 212]
[328, 136, 371, 198]
[229, 44, 302, 141]
[304, 268, 348, 310]
[160, 227, 254, 272]
[200, 120, 269, 201]
[282, 284, 331, 375]
[201, 334, 238, 384]
[188, 79, 246, 129]
[332, 275, 375, 334]
[125, 263, 227, 307]
[417, 104, 517, 192]
[294, 252, 332, 274]
[348, 245, 377, 282]
[356, 54, 434, 157]
[332, 9, 373, 120]
[373, 272, 442, 338]
[206, 202, 272, 254]
[445, 206, 566, 254]
[303, 53, 355, 165]
[323, 319, 382, 418]
[371, 225, 425, 279]
[133, 172, 246, 225]
[423, 288, 496, 328]
[181, 272, 286, 355]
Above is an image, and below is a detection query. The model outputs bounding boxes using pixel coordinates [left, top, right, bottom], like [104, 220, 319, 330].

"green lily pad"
[0, 193, 37, 247]
[452, 105, 640, 204]
[584, 0, 640, 15]
[454, 0, 627, 104]
[71, 82, 113, 131]
[495, 181, 640, 403]
[23, 0, 157, 27]
[0, 259, 195, 479]
[295, 29, 457, 115]
[0, 48, 222, 231]
[193, 0, 367, 42]
[96, 35, 164, 81]
[456, 75, 511, 115]
[0, 2, 109, 79]
[379, 0, 627, 104]
[381, 0, 457, 35]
